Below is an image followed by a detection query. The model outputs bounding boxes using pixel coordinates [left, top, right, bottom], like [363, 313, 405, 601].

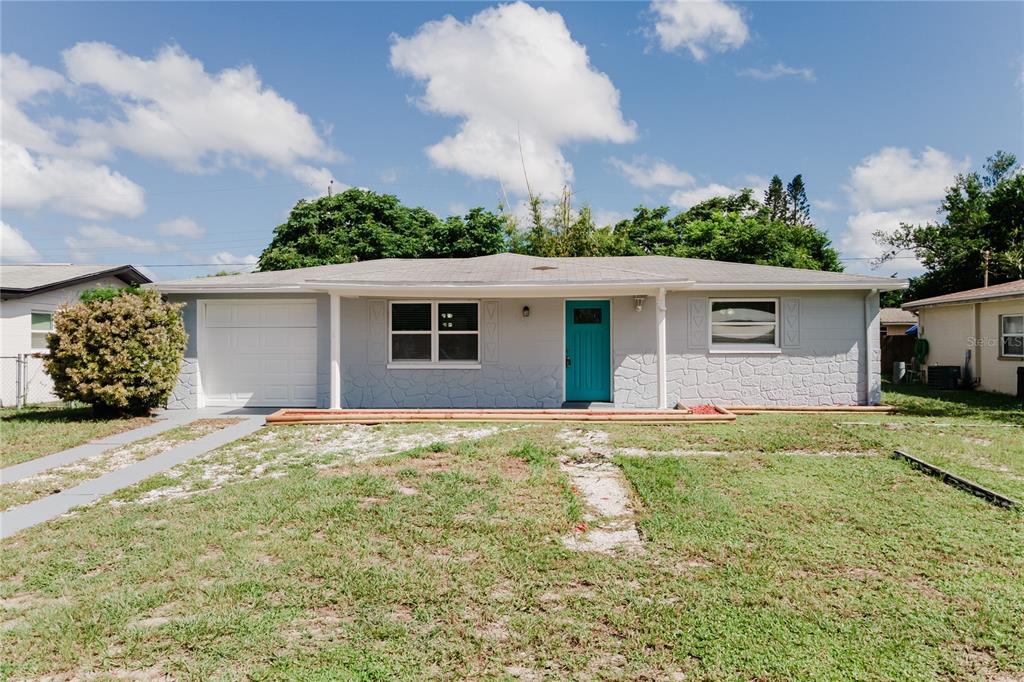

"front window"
[709, 299, 779, 350]
[1002, 314, 1024, 358]
[31, 311, 53, 350]
[390, 301, 479, 365]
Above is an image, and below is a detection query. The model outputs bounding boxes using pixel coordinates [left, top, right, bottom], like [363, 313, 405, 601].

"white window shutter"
[688, 297, 708, 350]
[368, 299, 386, 363]
[781, 297, 800, 347]
[482, 300, 499, 363]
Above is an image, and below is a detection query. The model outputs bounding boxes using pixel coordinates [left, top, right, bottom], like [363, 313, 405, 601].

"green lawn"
[0, 388, 1021, 680]
[0, 405, 153, 469]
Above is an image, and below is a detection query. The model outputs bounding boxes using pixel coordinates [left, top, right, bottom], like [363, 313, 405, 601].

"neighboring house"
[903, 279, 1024, 395]
[0, 264, 151, 406]
[879, 308, 917, 336]
[152, 253, 903, 410]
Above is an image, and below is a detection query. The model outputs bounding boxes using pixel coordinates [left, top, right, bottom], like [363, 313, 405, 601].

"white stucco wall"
[0, 276, 129, 406]
[978, 299, 1024, 395]
[918, 304, 975, 370]
[919, 299, 1023, 395]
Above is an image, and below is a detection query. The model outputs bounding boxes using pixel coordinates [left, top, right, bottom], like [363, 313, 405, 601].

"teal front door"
[565, 300, 611, 402]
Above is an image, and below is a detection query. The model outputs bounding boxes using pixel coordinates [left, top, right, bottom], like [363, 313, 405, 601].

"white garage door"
[200, 300, 318, 407]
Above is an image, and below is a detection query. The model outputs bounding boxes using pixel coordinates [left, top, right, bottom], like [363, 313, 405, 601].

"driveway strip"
[1, 417, 264, 539]
[1, 414, 197, 484]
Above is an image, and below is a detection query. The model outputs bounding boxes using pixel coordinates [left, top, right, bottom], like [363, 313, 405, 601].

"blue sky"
[2, 1, 1021, 281]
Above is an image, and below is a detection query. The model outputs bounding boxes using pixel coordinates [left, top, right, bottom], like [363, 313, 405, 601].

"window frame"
[707, 297, 781, 353]
[388, 300, 481, 369]
[30, 310, 54, 352]
[1000, 314, 1024, 359]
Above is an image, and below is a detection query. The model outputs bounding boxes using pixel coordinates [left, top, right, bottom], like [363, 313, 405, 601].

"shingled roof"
[902, 279, 1024, 310]
[1, 264, 151, 300]
[153, 253, 905, 295]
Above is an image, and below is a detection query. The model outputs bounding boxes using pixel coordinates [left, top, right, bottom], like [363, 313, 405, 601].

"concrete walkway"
[1, 415, 265, 539]
[1, 407, 274, 484]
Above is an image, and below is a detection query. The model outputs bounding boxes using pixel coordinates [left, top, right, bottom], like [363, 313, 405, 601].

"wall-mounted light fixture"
[522, 305, 530, 318]
[633, 295, 646, 312]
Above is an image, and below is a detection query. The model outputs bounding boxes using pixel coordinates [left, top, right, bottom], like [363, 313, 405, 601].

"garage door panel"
[205, 303, 235, 326]
[200, 300, 318, 407]
[292, 385, 317, 401]
[291, 356, 317, 374]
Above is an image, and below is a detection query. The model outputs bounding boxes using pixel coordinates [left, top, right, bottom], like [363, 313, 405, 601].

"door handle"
[565, 355, 571, 367]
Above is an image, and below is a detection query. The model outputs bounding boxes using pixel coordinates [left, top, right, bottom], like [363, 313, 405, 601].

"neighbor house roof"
[880, 307, 917, 325]
[902, 279, 1024, 310]
[152, 253, 906, 297]
[0, 264, 151, 300]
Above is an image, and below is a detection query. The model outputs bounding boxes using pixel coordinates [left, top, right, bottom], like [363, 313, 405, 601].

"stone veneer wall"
[612, 291, 880, 407]
[164, 289, 880, 409]
[166, 357, 199, 410]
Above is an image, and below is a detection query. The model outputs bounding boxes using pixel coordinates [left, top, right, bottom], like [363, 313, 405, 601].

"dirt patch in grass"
[117, 424, 511, 507]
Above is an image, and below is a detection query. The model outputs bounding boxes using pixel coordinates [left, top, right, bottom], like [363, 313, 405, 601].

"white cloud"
[1, 53, 66, 102]
[812, 198, 840, 211]
[839, 146, 967, 260]
[0, 221, 41, 262]
[592, 209, 631, 227]
[649, 0, 749, 61]
[738, 62, 816, 82]
[65, 225, 160, 261]
[669, 182, 737, 208]
[1, 53, 147, 220]
[189, 251, 258, 272]
[845, 146, 966, 213]
[1, 140, 146, 220]
[609, 156, 694, 188]
[447, 203, 469, 217]
[156, 216, 204, 239]
[61, 43, 338, 191]
[390, 2, 636, 196]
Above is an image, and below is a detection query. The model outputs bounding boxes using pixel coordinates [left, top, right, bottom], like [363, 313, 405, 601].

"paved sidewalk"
[1, 416, 264, 539]
[1, 407, 274, 484]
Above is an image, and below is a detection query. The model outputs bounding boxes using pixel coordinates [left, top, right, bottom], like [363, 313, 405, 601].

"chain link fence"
[0, 354, 58, 408]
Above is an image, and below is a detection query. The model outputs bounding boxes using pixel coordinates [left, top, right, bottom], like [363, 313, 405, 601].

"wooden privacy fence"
[881, 335, 916, 376]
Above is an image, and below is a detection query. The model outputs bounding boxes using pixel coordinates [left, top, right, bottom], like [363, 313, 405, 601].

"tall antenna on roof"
[517, 122, 534, 200]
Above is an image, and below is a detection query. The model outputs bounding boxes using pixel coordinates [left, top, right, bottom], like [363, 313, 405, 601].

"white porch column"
[329, 292, 342, 409]
[656, 287, 668, 409]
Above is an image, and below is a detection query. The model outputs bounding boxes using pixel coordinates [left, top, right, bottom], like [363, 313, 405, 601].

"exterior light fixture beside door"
[633, 295, 646, 312]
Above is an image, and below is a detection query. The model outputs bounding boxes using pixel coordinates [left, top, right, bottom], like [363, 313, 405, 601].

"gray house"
[152, 253, 905, 410]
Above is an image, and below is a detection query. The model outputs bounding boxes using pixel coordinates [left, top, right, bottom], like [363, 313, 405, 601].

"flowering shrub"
[44, 289, 186, 415]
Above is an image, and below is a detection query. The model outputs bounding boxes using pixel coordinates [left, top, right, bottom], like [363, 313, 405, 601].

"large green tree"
[764, 175, 789, 222]
[257, 188, 508, 270]
[786, 174, 811, 226]
[593, 189, 842, 271]
[257, 179, 843, 273]
[874, 151, 1024, 301]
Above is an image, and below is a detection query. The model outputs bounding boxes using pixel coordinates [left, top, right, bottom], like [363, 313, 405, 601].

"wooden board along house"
[151, 253, 906, 410]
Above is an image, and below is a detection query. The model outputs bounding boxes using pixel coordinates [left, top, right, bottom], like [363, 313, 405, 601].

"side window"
[709, 300, 778, 350]
[1001, 314, 1023, 358]
[31, 311, 53, 350]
